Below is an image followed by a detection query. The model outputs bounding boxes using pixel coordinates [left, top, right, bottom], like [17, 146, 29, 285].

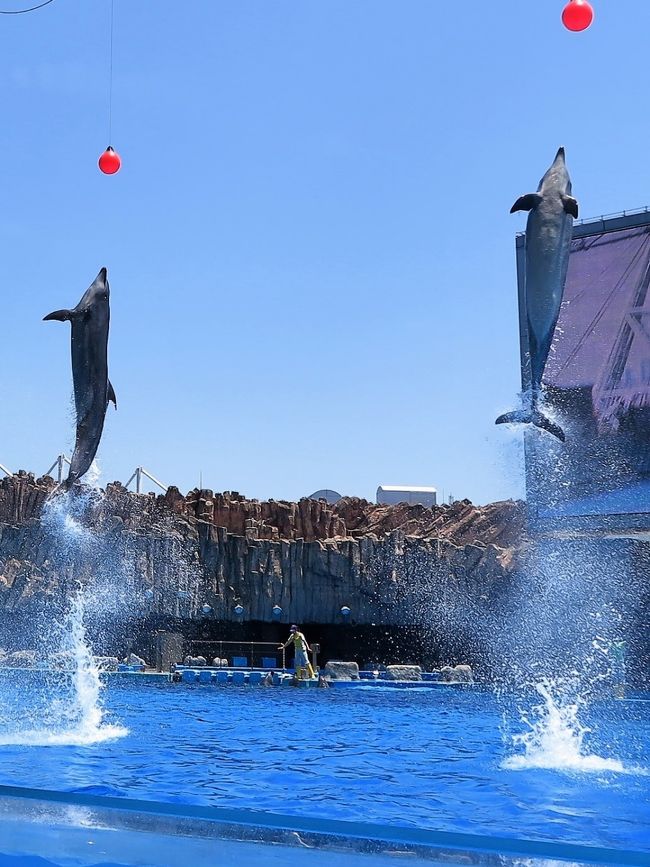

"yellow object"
[295, 661, 315, 680]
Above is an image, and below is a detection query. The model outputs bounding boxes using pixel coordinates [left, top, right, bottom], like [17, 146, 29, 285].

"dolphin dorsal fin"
[43, 309, 73, 322]
[107, 380, 117, 409]
[510, 193, 543, 214]
[561, 195, 579, 219]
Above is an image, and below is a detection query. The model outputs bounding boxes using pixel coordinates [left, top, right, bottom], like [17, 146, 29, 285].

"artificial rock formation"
[322, 661, 360, 681]
[4, 471, 649, 683]
[384, 665, 422, 681]
[0, 472, 522, 630]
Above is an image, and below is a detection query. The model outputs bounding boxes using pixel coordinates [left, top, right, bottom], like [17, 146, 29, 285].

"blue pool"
[0, 671, 647, 862]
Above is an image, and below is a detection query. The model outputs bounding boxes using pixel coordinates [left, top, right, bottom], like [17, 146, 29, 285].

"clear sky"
[0, 0, 647, 504]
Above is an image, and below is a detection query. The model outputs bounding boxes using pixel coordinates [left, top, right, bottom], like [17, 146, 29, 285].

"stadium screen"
[518, 210, 650, 532]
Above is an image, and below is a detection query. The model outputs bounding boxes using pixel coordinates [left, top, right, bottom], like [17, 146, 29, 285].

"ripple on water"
[0, 679, 647, 851]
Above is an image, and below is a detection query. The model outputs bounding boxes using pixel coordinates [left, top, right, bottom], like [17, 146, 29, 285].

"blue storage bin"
[232, 656, 248, 667]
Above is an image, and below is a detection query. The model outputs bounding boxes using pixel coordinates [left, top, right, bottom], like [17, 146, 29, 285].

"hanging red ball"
[562, 0, 594, 32]
[98, 146, 121, 175]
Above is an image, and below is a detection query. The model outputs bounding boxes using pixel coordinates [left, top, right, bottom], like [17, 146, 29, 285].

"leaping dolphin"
[496, 146, 578, 442]
[44, 267, 116, 489]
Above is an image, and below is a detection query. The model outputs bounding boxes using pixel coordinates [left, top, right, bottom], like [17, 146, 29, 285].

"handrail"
[125, 466, 168, 493]
[44, 453, 71, 483]
[190, 640, 280, 647]
[517, 205, 650, 238]
[189, 638, 287, 670]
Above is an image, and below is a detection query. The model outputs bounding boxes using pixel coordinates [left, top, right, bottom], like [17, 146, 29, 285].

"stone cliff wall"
[1, 473, 647, 681]
[181, 487, 523, 548]
[0, 472, 522, 627]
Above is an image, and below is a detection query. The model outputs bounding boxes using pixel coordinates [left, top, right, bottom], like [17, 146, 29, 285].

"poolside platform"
[170, 666, 473, 688]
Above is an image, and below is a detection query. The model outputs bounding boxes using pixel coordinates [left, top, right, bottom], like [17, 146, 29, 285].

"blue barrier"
[1, 784, 648, 867]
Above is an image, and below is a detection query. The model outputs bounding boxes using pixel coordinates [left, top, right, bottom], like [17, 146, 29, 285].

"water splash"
[84, 459, 102, 490]
[46, 591, 127, 745]
[0, 490, 127, 747]
[503, 679, 626, 773]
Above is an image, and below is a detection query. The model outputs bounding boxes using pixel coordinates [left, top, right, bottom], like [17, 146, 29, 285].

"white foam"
[504, 750, 625, 773]
[0, 724, 127, 747]
[503, 680, 631, 774]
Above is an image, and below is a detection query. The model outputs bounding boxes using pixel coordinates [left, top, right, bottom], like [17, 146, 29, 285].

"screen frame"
[516, 207, 650, 538]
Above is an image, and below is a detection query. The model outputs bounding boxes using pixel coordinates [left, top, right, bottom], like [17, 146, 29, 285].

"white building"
[376, 485, 437, 507]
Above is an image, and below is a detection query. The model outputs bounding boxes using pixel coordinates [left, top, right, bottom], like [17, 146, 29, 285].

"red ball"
[98, 146, 121, 175]
[562, 0, 594, 32]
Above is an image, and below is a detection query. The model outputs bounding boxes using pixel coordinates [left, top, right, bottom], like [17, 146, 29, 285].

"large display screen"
[520, 213, 650, 525]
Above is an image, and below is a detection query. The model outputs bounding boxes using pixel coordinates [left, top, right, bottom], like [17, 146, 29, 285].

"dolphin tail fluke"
[59, 474, 82, 493]
[531, 409, 565, 442]
[43, 309, 72, 322]
[495, 408, 565, 442]
[49, 476, 74, 497]
[495, 409, 531, 427]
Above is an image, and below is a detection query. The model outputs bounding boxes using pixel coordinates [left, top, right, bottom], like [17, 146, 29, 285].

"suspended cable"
[98, 0, 121, 174]
[108, 0, 114, 143]
[0, 0, 56, 13]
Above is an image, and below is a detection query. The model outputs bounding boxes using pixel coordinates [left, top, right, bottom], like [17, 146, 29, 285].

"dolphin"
[44, 267, 116, 489]
[496, 147, 578, 442]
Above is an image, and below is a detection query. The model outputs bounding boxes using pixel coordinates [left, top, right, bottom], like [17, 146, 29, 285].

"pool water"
[0, 673, 647, 854]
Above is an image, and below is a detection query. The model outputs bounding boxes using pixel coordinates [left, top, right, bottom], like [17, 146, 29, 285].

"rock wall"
[1, 473, 647, 682]
[0, 472, 521, 627]
[181, 487, 524, 548]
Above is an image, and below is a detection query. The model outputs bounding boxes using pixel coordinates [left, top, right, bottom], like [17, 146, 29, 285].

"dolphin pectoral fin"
[532, 410, 565, 442]
[561, 195, 579, 219]
[510, 193, 543, 214]
[43, 309, 72, 322]
[107, 380, 117, 409]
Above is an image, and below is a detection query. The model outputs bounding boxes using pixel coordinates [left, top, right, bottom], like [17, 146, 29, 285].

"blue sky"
[0, 0, 646, 504]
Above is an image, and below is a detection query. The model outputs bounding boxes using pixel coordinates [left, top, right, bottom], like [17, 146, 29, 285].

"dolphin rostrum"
[44, 267, 116, 488]
[496, 147, 578, 442]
